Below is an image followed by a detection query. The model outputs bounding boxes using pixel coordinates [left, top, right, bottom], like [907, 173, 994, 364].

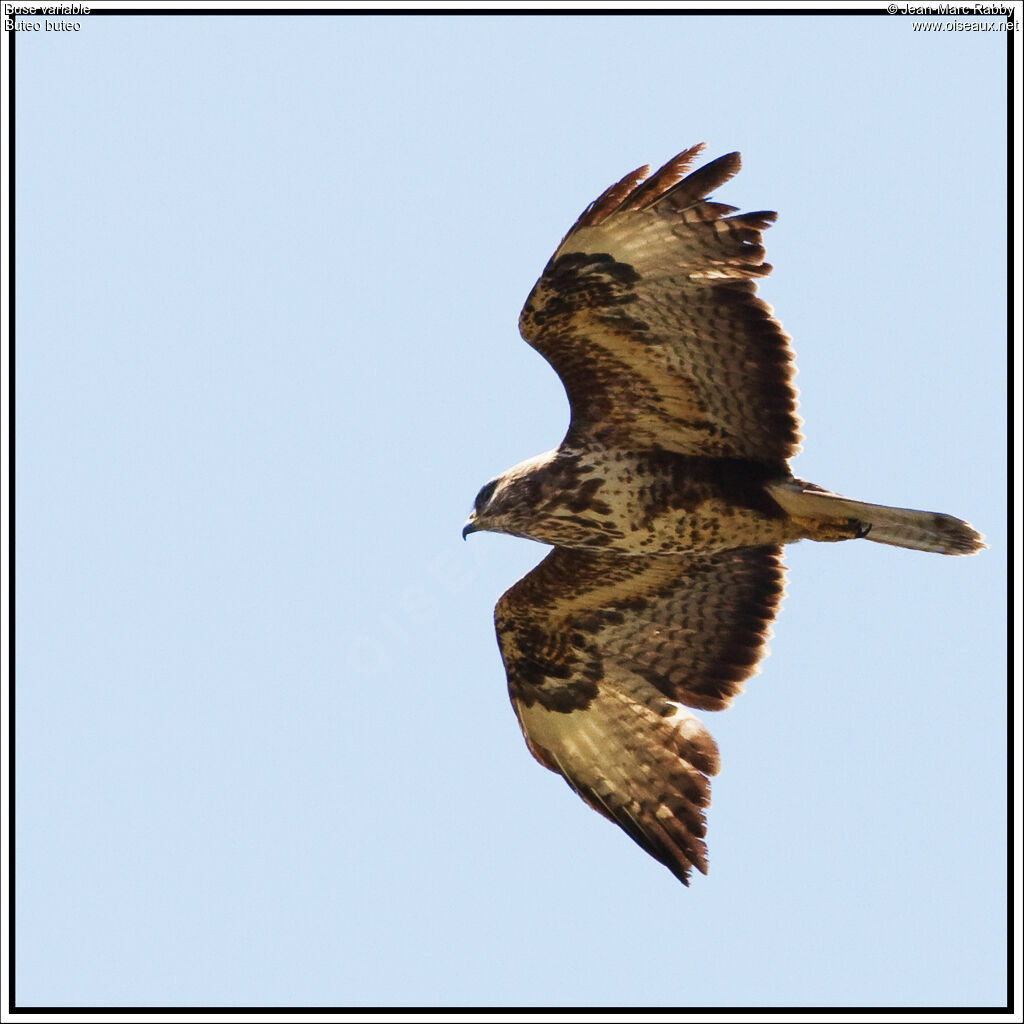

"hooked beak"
[462, 518, 478, 541]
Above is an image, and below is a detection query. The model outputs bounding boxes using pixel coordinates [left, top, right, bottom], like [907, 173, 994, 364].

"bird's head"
[463, 452, 558, 541]
[462, 474, 513, 540]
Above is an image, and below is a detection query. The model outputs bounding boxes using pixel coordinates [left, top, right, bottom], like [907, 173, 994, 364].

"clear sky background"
[14, 8, 1009, 1010]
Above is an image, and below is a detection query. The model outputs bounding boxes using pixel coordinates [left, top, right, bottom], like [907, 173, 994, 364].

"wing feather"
[518, 146, 800, 460]
[494, 546, 785, 884]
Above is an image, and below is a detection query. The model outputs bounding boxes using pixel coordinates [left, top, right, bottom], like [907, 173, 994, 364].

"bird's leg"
[790, 516, 867, 544]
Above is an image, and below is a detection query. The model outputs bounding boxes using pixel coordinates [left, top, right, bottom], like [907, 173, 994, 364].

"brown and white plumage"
[497, 546, 783, 884]
[464, 145, 984, 885]
[518, 144, 799, 461]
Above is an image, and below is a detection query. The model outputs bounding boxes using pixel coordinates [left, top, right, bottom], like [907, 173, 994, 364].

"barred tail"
[768, 481, 985, 556]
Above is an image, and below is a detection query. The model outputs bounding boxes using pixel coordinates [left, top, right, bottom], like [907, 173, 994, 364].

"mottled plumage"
[464, 145, 984, 885]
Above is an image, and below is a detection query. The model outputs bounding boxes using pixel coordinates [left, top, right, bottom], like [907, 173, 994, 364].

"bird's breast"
[524, 450, 794, 555]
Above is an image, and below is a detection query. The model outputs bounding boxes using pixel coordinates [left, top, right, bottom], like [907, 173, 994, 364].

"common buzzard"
[463, 144, 983, 885]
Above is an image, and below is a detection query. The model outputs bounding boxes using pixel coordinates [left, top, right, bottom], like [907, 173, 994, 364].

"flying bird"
[463, 144, 983, 885]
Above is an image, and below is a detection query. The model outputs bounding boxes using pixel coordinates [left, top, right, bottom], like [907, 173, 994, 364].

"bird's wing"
[495, 545, 785, 884]
[519, 144, 800, 461]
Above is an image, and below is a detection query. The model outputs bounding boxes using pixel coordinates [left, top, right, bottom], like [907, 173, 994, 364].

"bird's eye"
[474, 480, 499, 511]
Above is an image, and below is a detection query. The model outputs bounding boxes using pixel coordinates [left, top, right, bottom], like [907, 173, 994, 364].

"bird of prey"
[462, 144, 983, 885]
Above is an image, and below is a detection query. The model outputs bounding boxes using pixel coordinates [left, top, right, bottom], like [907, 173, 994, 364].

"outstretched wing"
[494, 545, 785, 884]
[519, 144, 800, 461]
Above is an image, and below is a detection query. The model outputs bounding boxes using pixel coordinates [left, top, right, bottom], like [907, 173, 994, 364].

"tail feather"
[768, 481, 985, 556]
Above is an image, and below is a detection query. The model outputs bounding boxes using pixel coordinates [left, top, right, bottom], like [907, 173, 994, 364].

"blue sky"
[14, 10, 1008, 1009]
